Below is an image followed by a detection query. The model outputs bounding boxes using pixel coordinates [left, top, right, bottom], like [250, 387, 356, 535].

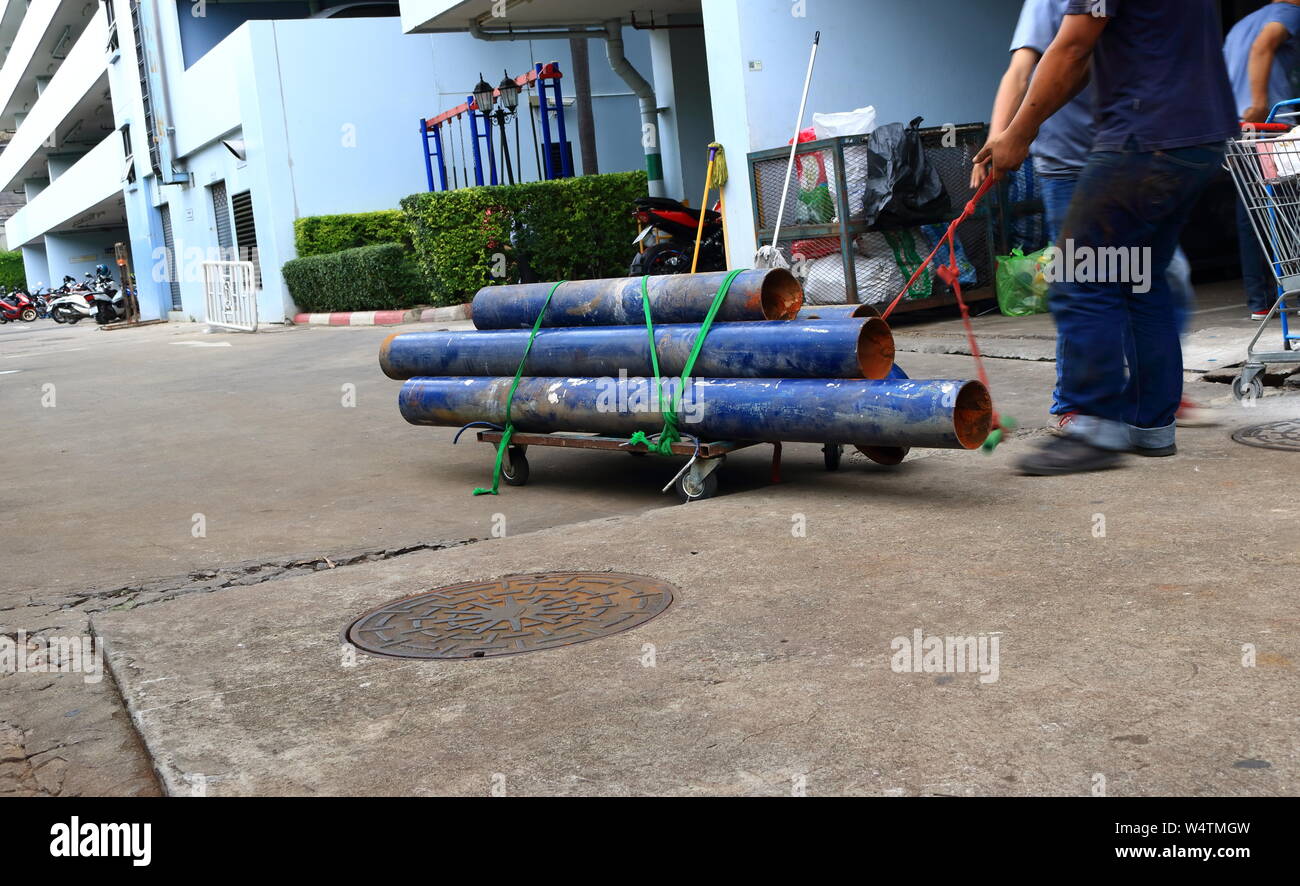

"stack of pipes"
[381, 270, 992, 457]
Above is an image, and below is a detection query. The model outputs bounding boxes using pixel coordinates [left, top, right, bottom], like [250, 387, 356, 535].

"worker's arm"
[1243, 21, 1292, 123]
[971, 47, 1042, 188]
[974, 13, 1108, 180]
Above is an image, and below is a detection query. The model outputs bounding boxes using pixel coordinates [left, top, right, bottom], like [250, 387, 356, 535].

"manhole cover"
[1232, 419, 1300, 451]
[345, 571, 674, 660]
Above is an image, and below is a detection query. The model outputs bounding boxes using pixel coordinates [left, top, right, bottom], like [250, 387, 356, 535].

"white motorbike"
[48, 278, 97, 325]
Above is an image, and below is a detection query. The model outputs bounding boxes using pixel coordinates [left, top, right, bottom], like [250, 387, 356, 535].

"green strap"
[472, 280, 566, 495]
[627, 267, 747, 456]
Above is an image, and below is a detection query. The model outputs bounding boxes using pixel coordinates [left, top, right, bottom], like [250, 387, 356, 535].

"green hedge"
[293, 210, 411, 258]
[0, 250, 26, 290]
[400, 171, 647, 306]
[282, 243, 427, 313]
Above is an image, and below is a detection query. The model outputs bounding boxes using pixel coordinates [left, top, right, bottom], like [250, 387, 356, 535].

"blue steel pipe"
[398, 376, 991, 450]
[471, 269, 804, 329]
[797, 303, 880, 321]
[381, 318, 895, 381]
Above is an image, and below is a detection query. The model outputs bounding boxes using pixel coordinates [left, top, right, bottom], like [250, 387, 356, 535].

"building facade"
[0, 1, 652, 323]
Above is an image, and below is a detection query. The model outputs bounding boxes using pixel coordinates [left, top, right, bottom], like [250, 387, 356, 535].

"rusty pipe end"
[851, 303, 881, 318]
[855, 317, 896, 380]
[379, 332, 402, 379]
[953, 380, 994, 449]
[759, 268, 804, 320]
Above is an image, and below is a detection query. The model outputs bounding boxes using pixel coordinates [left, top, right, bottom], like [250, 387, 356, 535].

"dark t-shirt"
[1064, 0, 1238, 151]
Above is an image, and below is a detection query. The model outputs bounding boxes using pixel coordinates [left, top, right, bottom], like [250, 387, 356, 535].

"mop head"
[707, 142, 729, 188]
[753, 244, 791, 270]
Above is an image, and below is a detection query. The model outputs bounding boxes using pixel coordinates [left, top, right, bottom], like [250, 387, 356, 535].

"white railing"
[202, 260, 258, 332]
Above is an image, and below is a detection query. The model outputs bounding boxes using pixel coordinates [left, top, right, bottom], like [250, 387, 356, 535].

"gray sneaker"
[1016, 436, 1125, 476]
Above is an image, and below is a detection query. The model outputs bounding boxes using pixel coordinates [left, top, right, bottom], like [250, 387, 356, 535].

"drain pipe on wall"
[466, 17, 666, 197]
[601, 19, 663, 197]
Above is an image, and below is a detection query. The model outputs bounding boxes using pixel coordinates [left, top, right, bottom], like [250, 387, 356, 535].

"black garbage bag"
[860, 117, 951, 230]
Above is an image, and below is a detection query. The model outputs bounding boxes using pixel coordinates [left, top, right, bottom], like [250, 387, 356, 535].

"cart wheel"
[502, 447, 529, 486]
[1232, 374, 1264, 403]
[675, 470, 718, 504]
[822, 444, 843, 472]
[628, 450, 648, 457]
[1285, 337, 1294, 352]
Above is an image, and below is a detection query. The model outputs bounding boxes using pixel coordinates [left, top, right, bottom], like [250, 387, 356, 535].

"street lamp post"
[495, 71, 520, 186]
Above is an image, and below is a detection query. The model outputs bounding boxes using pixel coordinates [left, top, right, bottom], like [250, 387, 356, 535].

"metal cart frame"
[1224, 100, 1300, 400]
[476, 430, 846, 504]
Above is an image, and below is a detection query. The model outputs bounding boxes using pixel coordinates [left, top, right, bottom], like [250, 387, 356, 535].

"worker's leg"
[1236, 198, 1275, 316]
[1019, 142, 1222, 474]
[1125, 145, 1225, 449]
[1039, 173, 1080, 417]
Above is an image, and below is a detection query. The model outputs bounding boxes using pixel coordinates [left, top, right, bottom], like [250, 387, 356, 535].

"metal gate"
[202, 260, 258, 332]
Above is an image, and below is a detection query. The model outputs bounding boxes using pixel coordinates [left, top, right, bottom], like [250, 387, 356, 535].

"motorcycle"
[0, 287, 38, 323]
[47, 284, 97, 325]
[628, 196, 727, 276]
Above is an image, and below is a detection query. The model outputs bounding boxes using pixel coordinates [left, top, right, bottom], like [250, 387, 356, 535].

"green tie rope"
[472, 279, 566, 496]
[626, 268, 747, 455]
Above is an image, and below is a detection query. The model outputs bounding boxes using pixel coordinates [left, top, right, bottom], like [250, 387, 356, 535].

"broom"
[754, 31, 820, 270]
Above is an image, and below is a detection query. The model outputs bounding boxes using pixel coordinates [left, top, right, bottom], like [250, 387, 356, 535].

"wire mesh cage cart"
[1225, 105, 1300, 401]
[748, 123, 1025, 311]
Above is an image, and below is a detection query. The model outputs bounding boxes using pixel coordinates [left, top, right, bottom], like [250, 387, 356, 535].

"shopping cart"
[1224, 99, 1300, 401]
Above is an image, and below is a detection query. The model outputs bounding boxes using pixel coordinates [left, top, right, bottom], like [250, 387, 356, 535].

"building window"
[209, 181, 234, 260]
[230, 190, 260, 288]
[104, 1, 120, 53]
[120, 123, 135, 183]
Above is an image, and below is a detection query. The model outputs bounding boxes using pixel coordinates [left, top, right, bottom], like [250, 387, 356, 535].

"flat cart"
[1224, 105, 1300, 401]
[475, 430, 846, 504]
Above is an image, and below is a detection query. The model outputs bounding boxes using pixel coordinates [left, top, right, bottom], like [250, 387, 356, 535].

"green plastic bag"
[995, 246, 1052, 316]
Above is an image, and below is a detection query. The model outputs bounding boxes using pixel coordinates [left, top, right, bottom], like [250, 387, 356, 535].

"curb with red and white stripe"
[293, 303, 472, 327]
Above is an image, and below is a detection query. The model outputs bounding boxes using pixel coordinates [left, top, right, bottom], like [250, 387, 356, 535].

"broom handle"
[770, 31, 820, 249]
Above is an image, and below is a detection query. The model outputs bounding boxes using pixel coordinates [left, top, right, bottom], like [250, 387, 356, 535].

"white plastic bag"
[812, 106, 877, 140]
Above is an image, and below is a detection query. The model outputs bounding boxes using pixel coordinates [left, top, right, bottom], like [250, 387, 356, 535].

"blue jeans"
[1040, 172, 1195, 415]
[1051, 141, 1225, 450]
[1235, 198, 1275, 313]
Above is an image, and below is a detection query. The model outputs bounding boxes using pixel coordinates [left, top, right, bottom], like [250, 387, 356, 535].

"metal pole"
[398, 376, 992, 451]
[432, 121, 448, 191]
[526, 77, 542, 180]
[551, 61, 572, 177]
[381, 317, 895, 381]
[467, 96, 484, 186]
[536, 64, 555, 180]
[470, 269, 805, 329]
[497, 109, 515, 185]
[420, 118, 435, 193]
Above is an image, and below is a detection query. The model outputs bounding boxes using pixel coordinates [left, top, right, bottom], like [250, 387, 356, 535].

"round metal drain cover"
[345, 571, 674, 660]
[1232, 419, 1300, 452]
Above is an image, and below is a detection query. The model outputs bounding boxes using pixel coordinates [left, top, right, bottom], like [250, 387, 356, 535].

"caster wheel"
[823, 444, 843, 471]
[675, 470, 718, 503]
[1232, 374, 1264, 403]
[628, 450, 648, 457]
[1285, 338, 1294, 352]
[502, 447, 529, 486]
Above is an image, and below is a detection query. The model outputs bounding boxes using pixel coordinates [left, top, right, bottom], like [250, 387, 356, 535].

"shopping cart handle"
[1267, 99, 1300, 124]
[1242, 122, 1292, 132]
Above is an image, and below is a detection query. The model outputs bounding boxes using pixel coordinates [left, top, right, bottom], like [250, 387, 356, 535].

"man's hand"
[1243, 104, 1271, 124]
[970, 156, 991, 189]
[973, 128, 1034, 181]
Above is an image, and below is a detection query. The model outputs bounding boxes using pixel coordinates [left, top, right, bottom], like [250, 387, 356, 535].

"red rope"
[879, 176, 1002, 431]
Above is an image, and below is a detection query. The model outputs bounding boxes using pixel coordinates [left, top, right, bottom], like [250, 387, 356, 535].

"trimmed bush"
[282, 243, 427, 313]
[400, 171, 647, 306]
[0, 250, 26, 290]
[293, 210, 411, 258]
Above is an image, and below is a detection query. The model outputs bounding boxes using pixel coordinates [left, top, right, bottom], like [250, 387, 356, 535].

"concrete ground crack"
[18, 538, 479, 616]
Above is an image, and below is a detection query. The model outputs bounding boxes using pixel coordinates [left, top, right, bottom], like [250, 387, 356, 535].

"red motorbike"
[0, 288, 37, 323]
[630, 196, 726, 275]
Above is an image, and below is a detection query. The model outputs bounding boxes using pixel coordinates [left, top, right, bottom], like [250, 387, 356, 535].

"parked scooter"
[47, 283, 97, 325]
[0, 287, 38, 323]
[628, 196, 727, 275]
